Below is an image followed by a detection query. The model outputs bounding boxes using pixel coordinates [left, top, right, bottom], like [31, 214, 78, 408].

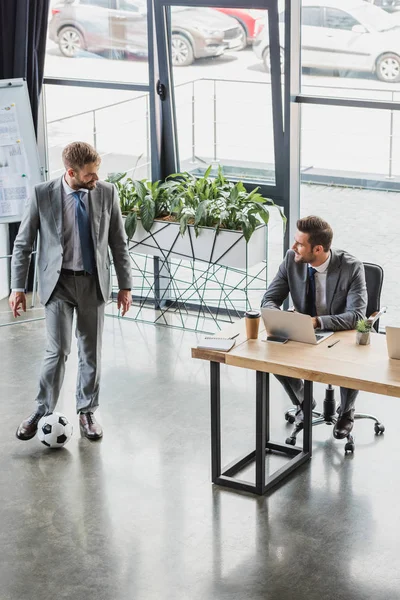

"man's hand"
[117, 289, 132, 317]
[9, 292, 27, 318]
[312, 317, 320, 329]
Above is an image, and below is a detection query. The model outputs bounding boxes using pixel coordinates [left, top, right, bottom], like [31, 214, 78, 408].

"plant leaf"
[125, 212, 137, 239]
[132, 180, 148, 202]
[194, 200, 209, 226]
[140, 196, 156, 231]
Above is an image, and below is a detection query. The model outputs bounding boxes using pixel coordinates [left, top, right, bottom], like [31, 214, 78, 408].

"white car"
[253, 0, 400, 82]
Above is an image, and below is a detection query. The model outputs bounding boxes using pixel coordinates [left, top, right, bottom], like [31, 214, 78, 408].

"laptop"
[386, 326, 400, 359]
[261, 308, 334, 345]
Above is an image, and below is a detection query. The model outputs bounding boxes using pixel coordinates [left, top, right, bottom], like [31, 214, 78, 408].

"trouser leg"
[275, 375, 316, 407]
[340, 387, 358, 414]
[74, 276, 105, 414]
[35, 280, 75, 414]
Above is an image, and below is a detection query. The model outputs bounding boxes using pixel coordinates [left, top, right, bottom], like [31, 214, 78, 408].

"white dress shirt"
[61, 177, 90, 271]
[309, 252, 331, 328]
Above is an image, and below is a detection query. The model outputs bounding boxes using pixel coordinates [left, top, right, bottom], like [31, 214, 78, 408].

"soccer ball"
[37, 412, 73, 448]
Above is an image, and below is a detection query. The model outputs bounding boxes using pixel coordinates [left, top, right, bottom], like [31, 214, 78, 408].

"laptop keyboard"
[315, 334, 324, 341]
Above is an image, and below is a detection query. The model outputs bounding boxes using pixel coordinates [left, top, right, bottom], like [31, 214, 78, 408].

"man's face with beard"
[67, 162, 100, 191]
[292, 230, 320, 265]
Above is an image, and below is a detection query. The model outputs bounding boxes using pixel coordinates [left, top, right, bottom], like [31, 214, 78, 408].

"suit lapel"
[49, 177, 64, 244]
[88, 185, 103, 246]
[326, 249, 341, 313]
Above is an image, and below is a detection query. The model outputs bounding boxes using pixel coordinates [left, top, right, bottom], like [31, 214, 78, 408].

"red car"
[213, 8, 266, 49]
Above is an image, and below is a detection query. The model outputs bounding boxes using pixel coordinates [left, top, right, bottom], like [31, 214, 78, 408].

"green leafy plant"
[356, 319, 372, 333]
[111, 165, 286, 243]
[107, 173, 180, 239]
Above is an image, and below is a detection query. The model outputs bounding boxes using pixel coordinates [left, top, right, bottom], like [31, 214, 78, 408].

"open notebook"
[197, 337, 237, 352]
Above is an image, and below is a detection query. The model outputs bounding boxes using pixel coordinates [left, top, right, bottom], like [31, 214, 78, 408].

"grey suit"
[261, 248, 367, 413]
[11, 177, 132, 414]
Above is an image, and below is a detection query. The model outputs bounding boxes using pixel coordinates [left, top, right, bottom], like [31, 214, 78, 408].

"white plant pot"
[126, 219, 267, 269]
[356, 331, 370, 345]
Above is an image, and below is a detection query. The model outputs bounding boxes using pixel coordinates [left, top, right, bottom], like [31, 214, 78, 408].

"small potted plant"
[356, 319, 372, 345]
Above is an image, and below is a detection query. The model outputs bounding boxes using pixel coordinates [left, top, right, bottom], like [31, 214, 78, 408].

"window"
[324, 8, 359, 31]
[80, 0, 116, 8]
[302, 7, 322, 27]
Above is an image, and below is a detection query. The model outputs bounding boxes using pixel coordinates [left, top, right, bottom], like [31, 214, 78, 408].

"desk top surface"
[192, 320, 400, 398]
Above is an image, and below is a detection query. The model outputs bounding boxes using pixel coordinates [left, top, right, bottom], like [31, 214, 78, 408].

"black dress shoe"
[295, 398, 317, 424]
[16, 409, 45, 440]
[79, 412, 103, 440]
[333, 409, 355, 439]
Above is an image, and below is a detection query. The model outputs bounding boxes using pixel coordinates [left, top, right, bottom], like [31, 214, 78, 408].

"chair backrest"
[363, 262, 384, 332]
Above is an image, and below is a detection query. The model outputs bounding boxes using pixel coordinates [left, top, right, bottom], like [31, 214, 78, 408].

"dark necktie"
[73, 191, 95, 274]
[306, 266, 317, 317]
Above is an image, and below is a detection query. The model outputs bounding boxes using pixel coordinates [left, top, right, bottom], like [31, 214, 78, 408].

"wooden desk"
[192, 321, 400, 496]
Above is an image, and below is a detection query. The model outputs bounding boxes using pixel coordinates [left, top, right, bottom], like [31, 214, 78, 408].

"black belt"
[61, 268, 93, 277]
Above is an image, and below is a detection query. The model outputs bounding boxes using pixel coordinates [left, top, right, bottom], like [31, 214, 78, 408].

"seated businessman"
[261, 215, 367, 439]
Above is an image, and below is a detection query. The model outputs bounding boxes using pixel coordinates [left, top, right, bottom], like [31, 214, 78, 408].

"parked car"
[253, 0, 400, 82]
[48, 0, 243, 66]
[213, 8, 265, 49]
[364, 0, 400, 13]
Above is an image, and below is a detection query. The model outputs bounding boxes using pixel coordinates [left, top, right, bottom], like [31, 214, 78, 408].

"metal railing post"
[388, 91, 394, 180]
[213, 79, 218, 163]
[93, 110, 97, 150]
[146, 94, 150, 178]
[191, 80, 196, 163]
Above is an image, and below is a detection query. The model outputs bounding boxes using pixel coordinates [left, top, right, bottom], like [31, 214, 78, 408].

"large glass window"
[44, 85, 151, 181]
[301, 1, 400, 99]
[169, 5, 275, 184]
[300, 104, 400, 326]
[45, 0, 149, 84]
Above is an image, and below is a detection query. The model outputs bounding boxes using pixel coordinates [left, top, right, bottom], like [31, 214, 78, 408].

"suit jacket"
[11, 177, 132, 305]
[261, 248, 367, 331]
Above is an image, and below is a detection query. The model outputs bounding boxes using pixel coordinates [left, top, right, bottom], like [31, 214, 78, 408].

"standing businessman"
[9, 142, 132, 441]
[261, 216, 367, 439]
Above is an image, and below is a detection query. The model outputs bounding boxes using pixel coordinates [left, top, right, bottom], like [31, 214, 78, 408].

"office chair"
[284, 262, 385, 454]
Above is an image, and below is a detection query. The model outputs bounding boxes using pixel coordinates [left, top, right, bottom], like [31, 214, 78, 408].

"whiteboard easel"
[0, 78, 44, 322]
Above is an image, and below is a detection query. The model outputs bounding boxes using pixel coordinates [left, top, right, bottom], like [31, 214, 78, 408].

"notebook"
[197, 337, 237, 352]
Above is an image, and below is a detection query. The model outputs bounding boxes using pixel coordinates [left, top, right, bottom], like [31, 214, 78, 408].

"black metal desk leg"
[210, 362, 221, 482]
[303, 380, 313, 456]
[255, 371, 268, 494]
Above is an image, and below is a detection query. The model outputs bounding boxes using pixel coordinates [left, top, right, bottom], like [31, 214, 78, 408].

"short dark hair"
[62, 142, 101, 172]
[296, 216, 333, 252]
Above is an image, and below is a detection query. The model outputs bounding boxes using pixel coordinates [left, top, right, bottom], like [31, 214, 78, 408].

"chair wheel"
[285, 412, 296, 424]
[345, 441, 355, 454]
[285, 436, 296, 446]
[374, 423, 385, 435]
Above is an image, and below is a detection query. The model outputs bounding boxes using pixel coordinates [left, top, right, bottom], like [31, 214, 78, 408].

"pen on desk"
[328, 339, 340, 348]
[230, 333, 240, 339]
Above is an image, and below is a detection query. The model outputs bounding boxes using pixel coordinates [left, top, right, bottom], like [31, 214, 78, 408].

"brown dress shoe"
[16, 409, 45, 440]
[79, 412, 103, 440]
[333, 409, 355, 439]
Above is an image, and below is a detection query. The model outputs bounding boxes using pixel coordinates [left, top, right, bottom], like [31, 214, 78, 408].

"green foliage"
[109, 166, 287, 242]
[356, 319, 372, 333]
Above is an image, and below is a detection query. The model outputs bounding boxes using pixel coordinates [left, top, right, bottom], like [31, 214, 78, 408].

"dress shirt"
[61, 177, 90, 271]
[309, 252, 331, 328]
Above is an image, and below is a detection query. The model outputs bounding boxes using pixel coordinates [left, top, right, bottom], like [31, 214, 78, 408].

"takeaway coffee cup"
[245, 310, 261, 339]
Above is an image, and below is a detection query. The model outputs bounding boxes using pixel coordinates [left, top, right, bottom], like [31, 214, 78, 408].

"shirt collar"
[62, 175, 89, 196]
[309, 252, 331, 274]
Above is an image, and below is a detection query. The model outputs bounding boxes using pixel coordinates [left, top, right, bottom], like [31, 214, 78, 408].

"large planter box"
[126, 219, 267, 269]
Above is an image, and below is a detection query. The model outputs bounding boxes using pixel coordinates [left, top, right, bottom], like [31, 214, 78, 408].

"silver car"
[253, 0, 400, 82]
